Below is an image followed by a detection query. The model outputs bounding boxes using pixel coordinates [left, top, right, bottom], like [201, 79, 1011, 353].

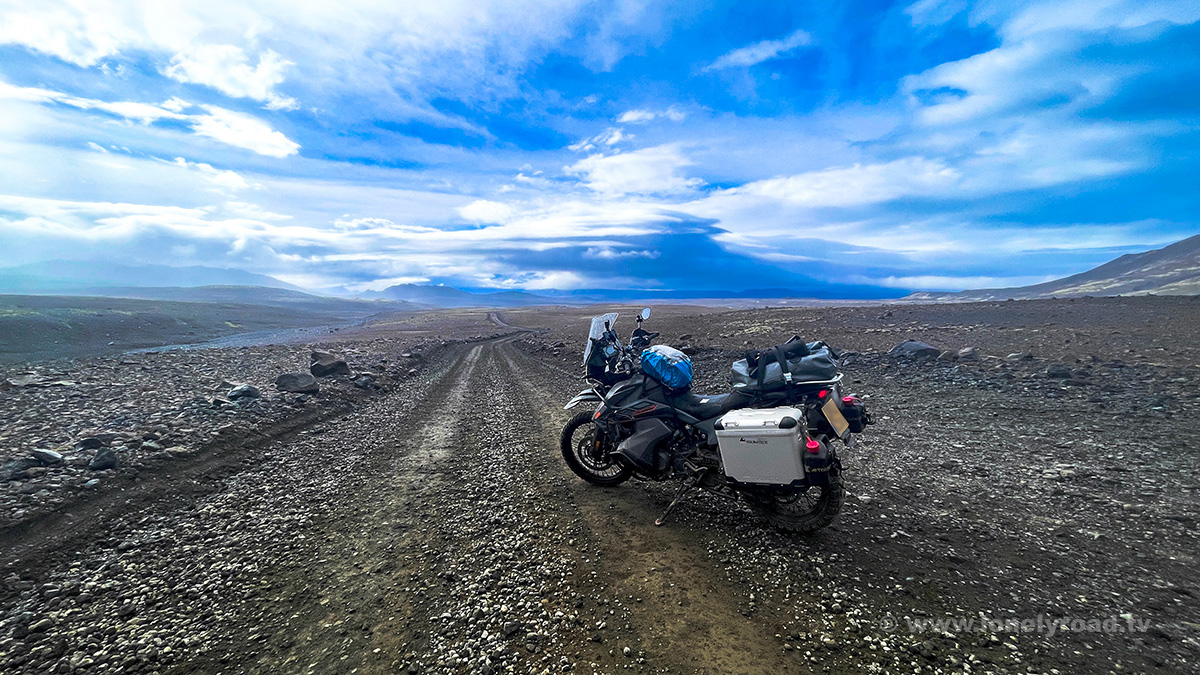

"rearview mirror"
[640, 307, 651, 320]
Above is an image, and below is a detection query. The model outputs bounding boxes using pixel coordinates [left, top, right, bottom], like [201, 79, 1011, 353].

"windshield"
[583, 312, 619, 364]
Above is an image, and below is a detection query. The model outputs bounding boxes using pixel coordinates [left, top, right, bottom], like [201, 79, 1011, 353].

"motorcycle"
[559, 308, 872, 533]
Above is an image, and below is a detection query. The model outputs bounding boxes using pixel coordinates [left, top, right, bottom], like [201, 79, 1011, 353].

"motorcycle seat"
[669, 389, 754, 420]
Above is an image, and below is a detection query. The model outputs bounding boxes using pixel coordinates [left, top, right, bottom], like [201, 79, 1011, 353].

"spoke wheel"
[750, 477, 844, 533]
[559, 410, 631, 486]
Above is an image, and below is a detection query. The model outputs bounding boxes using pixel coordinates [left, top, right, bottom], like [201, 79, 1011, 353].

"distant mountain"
[906, 233, 1200, 302]
[541, 285, 905, 302]
[87, 285, 418, 312]
[0, 261, 303, 294]
[364, 284, 563, 307]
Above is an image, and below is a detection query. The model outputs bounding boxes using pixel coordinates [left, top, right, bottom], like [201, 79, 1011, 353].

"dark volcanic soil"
[1, 297, 1198, 674]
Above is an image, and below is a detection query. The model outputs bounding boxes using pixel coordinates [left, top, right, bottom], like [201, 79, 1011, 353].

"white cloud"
[332, 217, 439, 233]
[165, 45, 297, 110]
[861, 274, 1060, 290]
[584, 246, 660, 260]
[189, 105, 300, 158]
[1000, 0, 1200, 41]
[905, 0, 968, 27]
[457, 200, 513, 223]
[222, 202, 291, 221]
[704, 29, 812, 71]
[616, 109, 656, 124]
[565, 144, 703, 196]
[616, 107, 686, 124]
[0, 80, 300, 157]
[164, 157, 250, 190]
[0, 2, 137, 66]
[518, 271, 586, 290]
[568, 127, 631, 153]
[724, 157, 959, 208]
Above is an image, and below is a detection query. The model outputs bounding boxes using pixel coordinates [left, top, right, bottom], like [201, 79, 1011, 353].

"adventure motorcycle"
[559, 309, 872, 533]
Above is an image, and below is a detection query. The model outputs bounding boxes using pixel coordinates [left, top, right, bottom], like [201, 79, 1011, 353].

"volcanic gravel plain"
[2, 296, 1198, 674]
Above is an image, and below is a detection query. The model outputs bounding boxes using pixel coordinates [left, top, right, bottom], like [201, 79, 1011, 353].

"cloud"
[457, 200, 513, 223]
[568, 127, 631, 153]
[583, 246, 660, 260]
[617, 107, 686, 124]
[164, 157, 250, 190]
[0, 80, 299, 157]
[718, 157, 960, 208]
[189, 106, 300, 158]
[565, 145, 704, 196]
[165, 45, 298, 110]
[0, 0, 1196, 295]
[703, 29, 813, 71]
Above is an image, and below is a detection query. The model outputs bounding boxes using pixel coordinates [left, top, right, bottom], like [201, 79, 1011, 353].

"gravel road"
[3, 298, 1198, 674]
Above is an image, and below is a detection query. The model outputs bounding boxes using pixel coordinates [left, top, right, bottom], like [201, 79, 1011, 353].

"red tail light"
[806, 439, 821, 453]
[818, 389, 828, 399]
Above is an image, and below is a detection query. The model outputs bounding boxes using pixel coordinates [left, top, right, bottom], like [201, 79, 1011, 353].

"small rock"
[957, 347, 979, 361]
[310, 351, 351, 377]
[275, 372, 320, 394]
[888, 340, 941, 361]
[30, 449, 64, 466]
[88, 448, 119, 471]
[2, 457, 40, 480]
[1046, 364, 1073, 379]
[75, 437, 106, 451]
[228, 384, 261, 400]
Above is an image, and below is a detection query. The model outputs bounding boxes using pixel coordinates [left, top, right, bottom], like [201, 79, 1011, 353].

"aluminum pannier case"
[714, 407, 805, 485]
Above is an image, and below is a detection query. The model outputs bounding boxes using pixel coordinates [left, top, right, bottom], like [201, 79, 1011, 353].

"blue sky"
[0, 0, 1197, 295]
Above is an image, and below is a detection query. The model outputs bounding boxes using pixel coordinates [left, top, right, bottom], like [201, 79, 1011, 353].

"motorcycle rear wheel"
[560, 410, 632, 486]
[750, 478, 844, 533]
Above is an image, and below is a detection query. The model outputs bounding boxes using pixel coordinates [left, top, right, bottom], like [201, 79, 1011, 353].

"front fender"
[564, 388, 603, 410]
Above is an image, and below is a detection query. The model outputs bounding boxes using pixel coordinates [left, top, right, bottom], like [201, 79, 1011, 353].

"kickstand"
[655, 469, 706, 526]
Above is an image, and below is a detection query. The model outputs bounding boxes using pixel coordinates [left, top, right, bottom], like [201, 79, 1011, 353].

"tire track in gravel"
[201, 336, 653, 674]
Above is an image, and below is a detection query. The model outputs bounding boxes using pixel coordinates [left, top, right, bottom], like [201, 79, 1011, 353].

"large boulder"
[275, 372, 320, 394]
[310, 351, 351, 377]
[888, 340, 941, 361]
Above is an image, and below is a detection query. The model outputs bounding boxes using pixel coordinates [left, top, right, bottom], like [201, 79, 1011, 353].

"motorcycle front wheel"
[559, 410, 632, 486]
[749, 478, 844, 533]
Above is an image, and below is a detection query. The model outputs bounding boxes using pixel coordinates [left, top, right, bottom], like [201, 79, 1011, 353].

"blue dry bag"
[641, 345, 693, 390]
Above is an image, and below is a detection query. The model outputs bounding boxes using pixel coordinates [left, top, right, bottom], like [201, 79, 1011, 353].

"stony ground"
[2, 297, 1198, 674]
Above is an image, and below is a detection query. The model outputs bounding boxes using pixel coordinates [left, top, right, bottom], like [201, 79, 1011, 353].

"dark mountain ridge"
[906, 234, 1200, 302]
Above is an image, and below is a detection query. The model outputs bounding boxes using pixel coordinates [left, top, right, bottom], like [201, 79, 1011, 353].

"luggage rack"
[734, 373, 844, 408]
[731, 372, 843, 391]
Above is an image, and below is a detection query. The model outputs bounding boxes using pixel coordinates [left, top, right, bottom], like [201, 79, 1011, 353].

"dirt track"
[3, 298, 1199, 673]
